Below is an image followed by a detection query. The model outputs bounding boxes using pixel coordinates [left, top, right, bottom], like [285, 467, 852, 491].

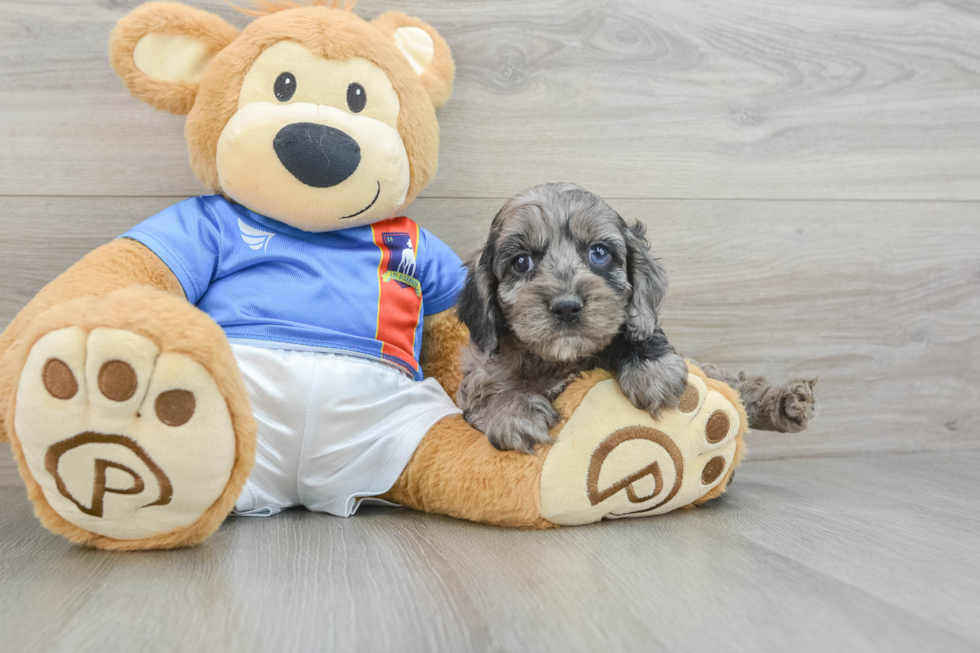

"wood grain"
[1, 0, 980, 199]
[0, 444, 17, 487]
[0, 196, 976, 487]
[1, 451, 978, 652]
[2, 2, 978, 644]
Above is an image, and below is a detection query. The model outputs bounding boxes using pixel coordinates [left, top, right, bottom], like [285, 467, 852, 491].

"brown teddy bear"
[0, 0, 746, 550]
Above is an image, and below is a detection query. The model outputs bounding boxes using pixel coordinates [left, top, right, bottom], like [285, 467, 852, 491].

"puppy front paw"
[618, 354, 689, 418]
[471, 394, 559, 454]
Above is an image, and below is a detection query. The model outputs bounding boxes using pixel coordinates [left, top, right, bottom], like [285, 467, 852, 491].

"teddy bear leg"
[383, 364, 746, 528]
[6, 286, 255, 550]
[539, 364, 747, 524]
[381, 412, 554, 528]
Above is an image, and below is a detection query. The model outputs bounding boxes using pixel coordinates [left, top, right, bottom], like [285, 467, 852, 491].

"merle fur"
[456, 182, 818, 454]
[456, 182, 688, 453]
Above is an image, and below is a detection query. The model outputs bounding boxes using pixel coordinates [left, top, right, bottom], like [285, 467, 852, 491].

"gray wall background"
[1, 0, 978, 486]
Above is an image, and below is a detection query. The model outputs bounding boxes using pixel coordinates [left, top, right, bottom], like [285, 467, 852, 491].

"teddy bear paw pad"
[539, 372, 741, 525]
[14, 327, 236, 540]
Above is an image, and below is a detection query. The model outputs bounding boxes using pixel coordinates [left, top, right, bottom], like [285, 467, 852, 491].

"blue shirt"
[122, 196, 466, 380]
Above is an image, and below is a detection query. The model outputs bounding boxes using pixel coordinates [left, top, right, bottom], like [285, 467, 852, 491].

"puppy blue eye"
[589, 244, 610, 266]
[513, 254, 535, 273]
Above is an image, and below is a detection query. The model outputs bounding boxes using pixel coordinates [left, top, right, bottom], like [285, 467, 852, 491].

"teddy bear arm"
[419, 307, 469, 399]
[0, 239, 183, 442]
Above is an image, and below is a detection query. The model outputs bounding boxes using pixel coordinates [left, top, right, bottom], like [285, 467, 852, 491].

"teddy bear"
[0, 0, 746, 550]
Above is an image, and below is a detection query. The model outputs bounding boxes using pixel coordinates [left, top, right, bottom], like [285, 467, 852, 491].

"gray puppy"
[457, 182, 816, 453]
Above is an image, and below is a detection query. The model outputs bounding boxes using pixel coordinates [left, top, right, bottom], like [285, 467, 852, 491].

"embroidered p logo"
[538, 374, 742, 525]
[586, 426, 683, 515]
[44, 432, 173, 518]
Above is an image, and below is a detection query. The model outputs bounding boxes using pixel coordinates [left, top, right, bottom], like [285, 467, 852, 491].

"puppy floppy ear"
[457, 239, 504, 354]
[109, 2, 239, 115]
[372, 12, 455, 108]
[623, 219, 669, 342]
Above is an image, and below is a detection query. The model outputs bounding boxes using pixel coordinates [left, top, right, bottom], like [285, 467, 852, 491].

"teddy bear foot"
[14, 326, 238, 546]
[8, 288, 254, 549]
[539, 366, 746, 525]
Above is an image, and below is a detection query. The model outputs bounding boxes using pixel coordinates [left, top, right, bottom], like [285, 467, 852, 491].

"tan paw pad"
[15, 327, 236, 540]
[540, 373, 741, 525]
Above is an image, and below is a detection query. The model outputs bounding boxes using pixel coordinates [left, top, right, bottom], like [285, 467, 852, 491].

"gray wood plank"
[0, 444, 17, 487]
[0, 195, 975, 490]
[1, 451, 978, 652]
[419, 197, 980, 462]
[2, 0, 980, 199]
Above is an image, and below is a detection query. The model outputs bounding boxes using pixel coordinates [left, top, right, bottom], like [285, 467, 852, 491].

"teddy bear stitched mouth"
[273, 122, 361, 188]
[339, 181, 382, 219]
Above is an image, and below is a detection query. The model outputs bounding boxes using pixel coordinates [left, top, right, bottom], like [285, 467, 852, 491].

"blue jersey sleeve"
[119, 196, 222, 305]
[417, 228, 466, 315]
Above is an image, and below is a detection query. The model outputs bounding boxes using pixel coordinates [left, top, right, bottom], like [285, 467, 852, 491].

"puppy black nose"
[550, 297, 584, 324]
[273, 122, 361, 188]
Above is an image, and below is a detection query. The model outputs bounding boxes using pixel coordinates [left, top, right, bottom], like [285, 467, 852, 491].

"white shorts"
[229, 344, 460, 517]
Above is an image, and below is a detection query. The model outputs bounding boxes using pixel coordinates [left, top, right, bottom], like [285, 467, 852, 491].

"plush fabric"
[197, 9, 442, 207]
[0, 239, 183, 443]
[383, 362, 747, 529]
[3, 1, 749, 549]
[538, 366, 746, 525]
[418, 308, 469, 398]
[110, 2, 240, 115]
[17, 327, 239, 542]
[549, 364, 747, 506]
[371, 12, 455, 109]
[381, 413, 554, 529]
[5, 284, 256, 550]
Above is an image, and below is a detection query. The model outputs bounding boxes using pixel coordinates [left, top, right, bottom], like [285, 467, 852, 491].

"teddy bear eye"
[274, 72, 296, 102]
[347, 83, 366, 113]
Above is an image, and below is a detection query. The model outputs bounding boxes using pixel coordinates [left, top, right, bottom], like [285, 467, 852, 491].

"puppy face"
[459, 183, 668, 362]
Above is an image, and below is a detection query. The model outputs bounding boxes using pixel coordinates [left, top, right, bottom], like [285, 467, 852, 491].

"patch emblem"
[370, 217, 424, 377]
[381, 232, 421, 296]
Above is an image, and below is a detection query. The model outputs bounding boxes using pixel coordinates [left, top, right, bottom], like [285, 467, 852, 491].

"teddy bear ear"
[371, 12, 455, 109]
[109, 2, 239, 115]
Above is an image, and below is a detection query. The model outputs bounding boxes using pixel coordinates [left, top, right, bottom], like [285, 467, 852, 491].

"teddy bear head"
[110, 1, 454, 232]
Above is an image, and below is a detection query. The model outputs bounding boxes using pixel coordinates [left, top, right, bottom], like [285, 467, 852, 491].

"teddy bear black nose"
[273, 122, 361, 188]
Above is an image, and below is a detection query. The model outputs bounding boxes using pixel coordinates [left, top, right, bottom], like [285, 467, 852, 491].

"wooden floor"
[3, 451, 979, 652]
[0, 0, 978, 650]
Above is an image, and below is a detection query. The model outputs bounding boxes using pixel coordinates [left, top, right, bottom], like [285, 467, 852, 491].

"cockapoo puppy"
[456, 182, 817, 453]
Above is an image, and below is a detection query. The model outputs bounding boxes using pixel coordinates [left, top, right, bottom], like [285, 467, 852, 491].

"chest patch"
[381, 232, 421, 296]
[371, 218, 424, 375]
